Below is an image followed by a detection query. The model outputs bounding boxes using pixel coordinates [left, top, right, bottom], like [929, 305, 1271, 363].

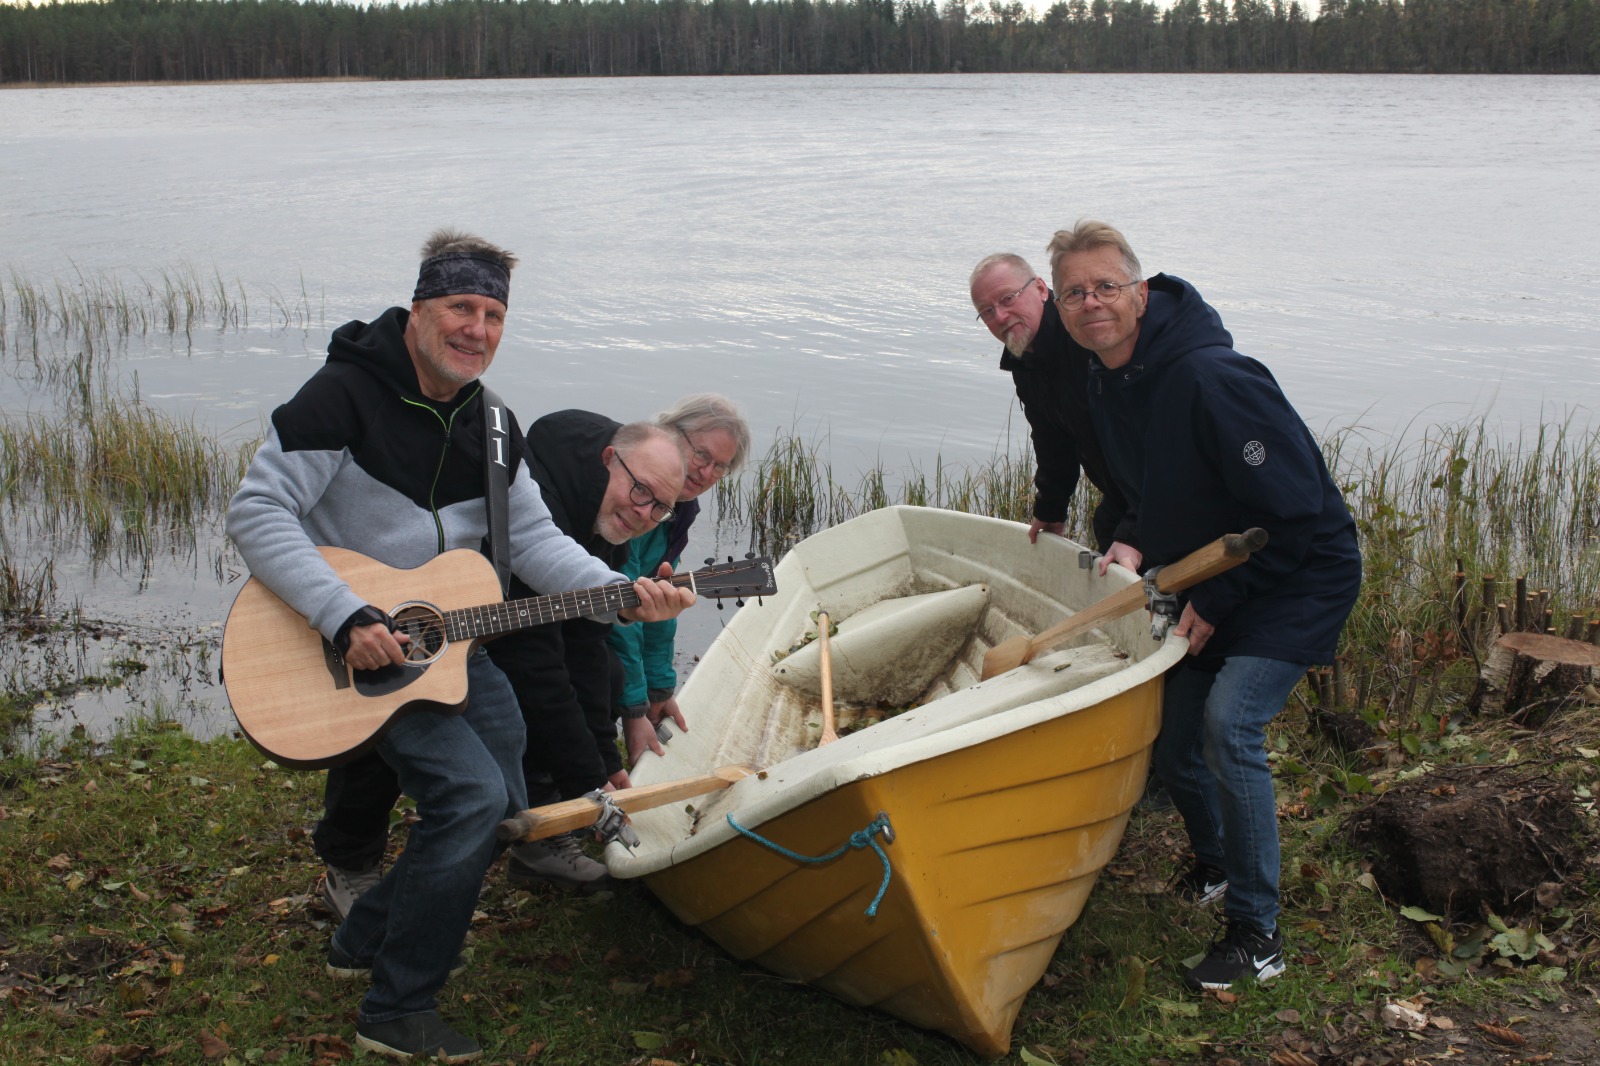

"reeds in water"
[714, 425, 1087, 556]
[0, 391, 257, 561]
[0, 263, 320, 363]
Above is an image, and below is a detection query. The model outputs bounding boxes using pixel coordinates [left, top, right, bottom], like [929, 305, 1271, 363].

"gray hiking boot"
[319, 862, 382, 922]
[355, 1010, 482, 1063]
[506, 834, 612, 893]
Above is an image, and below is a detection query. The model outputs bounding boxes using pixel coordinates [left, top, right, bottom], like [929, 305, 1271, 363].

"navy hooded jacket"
[1086, 274, 1361, 666]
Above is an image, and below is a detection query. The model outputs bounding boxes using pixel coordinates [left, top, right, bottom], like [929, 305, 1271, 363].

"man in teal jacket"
[609, 394, 751, 766]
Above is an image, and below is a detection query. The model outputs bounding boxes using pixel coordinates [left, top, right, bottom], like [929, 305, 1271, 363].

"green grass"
[2, 710, 1595, 1065]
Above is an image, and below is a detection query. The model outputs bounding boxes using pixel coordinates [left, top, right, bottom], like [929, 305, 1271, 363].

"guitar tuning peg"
[726, 555, 734, 563]
[756, 595, 764, 606]
[704, 557, 715, 566]
[735, 597, 745, 607]
[717, 599, 726, 610]
[745, 551, 755, 559]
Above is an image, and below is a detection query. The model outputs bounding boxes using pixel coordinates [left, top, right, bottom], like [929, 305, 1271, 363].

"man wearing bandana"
[226, 230, 693, 1063]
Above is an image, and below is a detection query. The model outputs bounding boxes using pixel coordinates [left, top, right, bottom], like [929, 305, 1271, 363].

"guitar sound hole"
[392, 604, 447, 663]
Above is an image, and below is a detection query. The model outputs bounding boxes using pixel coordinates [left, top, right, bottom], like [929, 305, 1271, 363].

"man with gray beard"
[970, 253, 1133, 554]
[486, 412, 686, 892]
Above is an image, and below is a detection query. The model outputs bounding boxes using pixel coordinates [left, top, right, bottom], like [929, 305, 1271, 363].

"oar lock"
[1078, 551, 1179, 641]
[1143, 565, 1180, 642]
[581, 789, 641, 850]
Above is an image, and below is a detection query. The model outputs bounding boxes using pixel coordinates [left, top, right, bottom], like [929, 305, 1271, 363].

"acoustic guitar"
[221, 547, 776, 769]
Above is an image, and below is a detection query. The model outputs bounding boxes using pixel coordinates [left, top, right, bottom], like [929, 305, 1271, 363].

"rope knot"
[726, 810, 896, 916]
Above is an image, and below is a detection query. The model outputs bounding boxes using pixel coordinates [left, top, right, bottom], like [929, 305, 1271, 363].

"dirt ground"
[1341, 766, 1583, 921]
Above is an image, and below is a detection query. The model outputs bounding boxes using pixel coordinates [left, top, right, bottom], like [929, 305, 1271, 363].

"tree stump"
[1468, 631, 1600, 725]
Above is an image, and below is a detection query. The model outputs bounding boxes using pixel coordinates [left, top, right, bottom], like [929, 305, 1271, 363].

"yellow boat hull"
[609, 506, 1183, 1056]
[644, 684, 1160, 1056]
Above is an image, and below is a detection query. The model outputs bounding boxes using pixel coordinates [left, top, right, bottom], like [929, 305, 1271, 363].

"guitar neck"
[442, 572, 694, 642]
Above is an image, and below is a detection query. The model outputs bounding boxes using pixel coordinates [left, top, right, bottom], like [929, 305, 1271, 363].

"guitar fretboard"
[442, 573, 695, 642]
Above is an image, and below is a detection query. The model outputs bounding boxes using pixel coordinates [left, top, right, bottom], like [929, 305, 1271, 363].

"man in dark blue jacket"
[1045, 220, 1361, 992]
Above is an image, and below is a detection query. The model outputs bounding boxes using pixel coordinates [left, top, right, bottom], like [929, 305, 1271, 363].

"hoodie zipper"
[401, 384, 483, 555]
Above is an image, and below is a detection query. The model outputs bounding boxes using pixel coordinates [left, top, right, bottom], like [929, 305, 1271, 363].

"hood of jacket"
[527, 409, 625, 560]
[1087, 273, 1235, 391]
[326, 306, 449, 405]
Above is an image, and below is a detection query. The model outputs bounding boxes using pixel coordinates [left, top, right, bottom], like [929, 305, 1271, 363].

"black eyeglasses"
[1055, 280, 1139, 311]
[974, 278, 1037, 321]
[614, 452, 675, 523]
[677, 427, 731, 478]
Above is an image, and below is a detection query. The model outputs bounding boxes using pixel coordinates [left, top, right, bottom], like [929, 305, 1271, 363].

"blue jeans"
[1153, 656, 1308, 933]
[331, 649, 527, 1022]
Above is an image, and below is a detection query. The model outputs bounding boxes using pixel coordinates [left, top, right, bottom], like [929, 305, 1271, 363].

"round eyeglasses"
[677, 427, 731, 478]
[614, 452, 675, 523]
[1055, 280, 1139, 311]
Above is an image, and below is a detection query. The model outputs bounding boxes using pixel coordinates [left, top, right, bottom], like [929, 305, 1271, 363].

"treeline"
[1, 0, 1595, 83]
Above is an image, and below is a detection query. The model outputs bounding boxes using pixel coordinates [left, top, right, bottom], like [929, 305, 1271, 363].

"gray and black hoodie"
[225, 307, 623, 640]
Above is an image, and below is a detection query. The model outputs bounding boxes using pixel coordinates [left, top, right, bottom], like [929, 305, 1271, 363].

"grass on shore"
[1, 707, 1595, 1066]
[1, 406, 1598, 1063]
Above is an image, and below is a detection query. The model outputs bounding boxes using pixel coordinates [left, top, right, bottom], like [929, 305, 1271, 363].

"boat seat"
[770, 584, 990, 707]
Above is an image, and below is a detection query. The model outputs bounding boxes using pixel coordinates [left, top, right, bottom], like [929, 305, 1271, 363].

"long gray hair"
[655, 393, 752, 475]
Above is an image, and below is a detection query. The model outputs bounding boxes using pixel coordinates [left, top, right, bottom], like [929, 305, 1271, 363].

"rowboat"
[605, 505, 1186, 1056]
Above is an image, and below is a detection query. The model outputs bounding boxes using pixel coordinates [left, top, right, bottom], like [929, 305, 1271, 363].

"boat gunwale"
[608, 506, 1186, 879]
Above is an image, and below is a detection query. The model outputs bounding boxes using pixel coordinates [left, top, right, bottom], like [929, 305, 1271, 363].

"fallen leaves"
[1474, 1020, 1526, 1045]
[196, 1029, 230, 1060]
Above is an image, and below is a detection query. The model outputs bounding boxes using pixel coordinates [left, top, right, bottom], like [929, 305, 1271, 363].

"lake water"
[2, 73, 1597, 739]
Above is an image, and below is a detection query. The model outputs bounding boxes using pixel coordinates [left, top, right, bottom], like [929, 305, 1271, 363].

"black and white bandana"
[412, 251, 510, 307]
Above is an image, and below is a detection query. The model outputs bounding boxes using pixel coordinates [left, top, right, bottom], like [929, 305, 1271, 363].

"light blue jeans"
[1153, 656, 1308, 933]
[331, 650, 527, 1022]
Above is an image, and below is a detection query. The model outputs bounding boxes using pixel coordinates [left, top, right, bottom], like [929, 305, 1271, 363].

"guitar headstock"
[692, 554, 778, 604]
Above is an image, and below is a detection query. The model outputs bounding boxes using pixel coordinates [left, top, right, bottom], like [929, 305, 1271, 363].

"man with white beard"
[970, 252, 1133, 554]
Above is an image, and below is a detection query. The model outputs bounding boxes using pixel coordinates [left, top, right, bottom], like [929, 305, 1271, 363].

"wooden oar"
[979, 528, 1269, 681]
[496, 765, 757, 843]
[817, 610, 840, 746]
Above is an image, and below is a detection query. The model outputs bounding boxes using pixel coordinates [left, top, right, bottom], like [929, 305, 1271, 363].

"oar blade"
[980, 634, 1034, 681]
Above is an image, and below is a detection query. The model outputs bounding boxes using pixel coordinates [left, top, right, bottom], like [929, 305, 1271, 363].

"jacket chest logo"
[1243, 440, 1267, 467]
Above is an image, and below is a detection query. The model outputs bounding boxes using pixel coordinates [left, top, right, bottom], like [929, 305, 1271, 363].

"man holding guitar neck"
[225, 230, 693, 1064]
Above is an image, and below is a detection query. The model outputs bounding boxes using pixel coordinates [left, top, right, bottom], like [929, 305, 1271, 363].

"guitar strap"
[480, 384, 512, 598]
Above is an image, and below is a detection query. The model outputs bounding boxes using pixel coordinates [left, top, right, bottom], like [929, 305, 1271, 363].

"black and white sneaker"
[1183, 920, 1286, 991]
[1169, 859, 1229, 906]
[356, 1011, 482, 1063]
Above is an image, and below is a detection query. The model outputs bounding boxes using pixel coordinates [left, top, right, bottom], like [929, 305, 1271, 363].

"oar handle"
[496, 765, 756, 842]
[980, 528, 1268, 680]
[818, 611, 839, 746]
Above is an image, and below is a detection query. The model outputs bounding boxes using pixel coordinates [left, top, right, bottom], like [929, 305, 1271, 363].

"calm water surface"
[2, 73, 1597, 737]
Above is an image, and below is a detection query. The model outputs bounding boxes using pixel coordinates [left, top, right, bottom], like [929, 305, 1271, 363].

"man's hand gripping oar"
[979, 528, 1268, 681]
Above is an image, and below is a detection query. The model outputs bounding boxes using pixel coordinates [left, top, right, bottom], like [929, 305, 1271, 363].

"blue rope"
[725, 812, 896, 917]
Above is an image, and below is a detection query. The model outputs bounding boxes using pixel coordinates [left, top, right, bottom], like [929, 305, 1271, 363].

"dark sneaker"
[1183, 920, 1286, 991]
[319, 862, 382, 922]
[507, 835, 611, 893]
[355, 1011, 482, 1063]
[1170, 860, 1229, 906]
[326, 944, 467, 981]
